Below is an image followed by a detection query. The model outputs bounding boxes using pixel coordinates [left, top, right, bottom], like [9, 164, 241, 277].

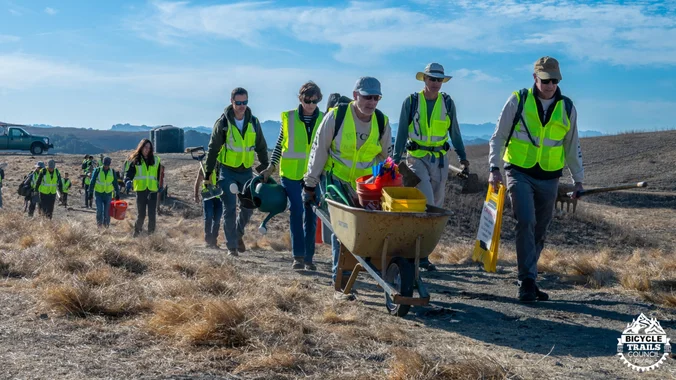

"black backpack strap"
[504, 88, 529, 148]
[408, 93, 419, 126]
[562, 95, 573, 120]
[332, 104, 349, 140]
[375, 109, 385, 140]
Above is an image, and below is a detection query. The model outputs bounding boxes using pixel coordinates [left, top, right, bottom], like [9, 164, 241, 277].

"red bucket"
[356, 175, 383, 210]
[109, 200, 128, 221]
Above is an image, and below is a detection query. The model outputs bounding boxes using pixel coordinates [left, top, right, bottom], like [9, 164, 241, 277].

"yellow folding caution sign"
[472, 184, 506, 272]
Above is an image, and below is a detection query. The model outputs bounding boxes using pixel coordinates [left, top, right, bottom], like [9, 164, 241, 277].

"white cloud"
[0, 35, 20, 43]
[44, 7, 58, 15]
[132, 0, 676, 66]
[9, 9, 21, 16]
[452, 69, 501, 82]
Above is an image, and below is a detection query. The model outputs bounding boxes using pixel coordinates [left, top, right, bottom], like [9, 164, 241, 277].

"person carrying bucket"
[194, 160, 223, 249]
[304, 77, 393, 296]
[89, 157, 120, 228]
[201, 87, 269, 257]
[125, 139, 162, 237]
[262, 81, 324, 271]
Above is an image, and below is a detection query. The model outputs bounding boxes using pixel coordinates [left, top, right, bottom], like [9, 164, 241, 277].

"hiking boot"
[420, 261, 437, 272]
[518, 278, 538, 303]
[292, 258, 304, 270]
[227, 249, 239, 257]
[304, 262, 317, 271]
[535, 284, 549, 301]
[237, 237, 246, 253]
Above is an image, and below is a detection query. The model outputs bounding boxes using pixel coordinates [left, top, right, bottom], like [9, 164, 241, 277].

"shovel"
[398, 161, 421, 187]
[186, 146, 224, 201]
[448, 164, 481, 194]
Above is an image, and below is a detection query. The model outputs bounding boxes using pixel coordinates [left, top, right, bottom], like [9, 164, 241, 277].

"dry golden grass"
[319, 308, 359, 324]
[148, 299, 248, 347]
[234, 350, 299, 374]
[387, 348, 509, 380]
[429, 245, 472, 265]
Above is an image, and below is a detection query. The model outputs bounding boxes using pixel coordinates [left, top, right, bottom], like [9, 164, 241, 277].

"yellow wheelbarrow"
[315, 199, 452, 317]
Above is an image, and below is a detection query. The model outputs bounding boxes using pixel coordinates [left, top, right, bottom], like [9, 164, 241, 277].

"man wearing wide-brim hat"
[393, 62, 468, 272]
[488, 56, 584, 303]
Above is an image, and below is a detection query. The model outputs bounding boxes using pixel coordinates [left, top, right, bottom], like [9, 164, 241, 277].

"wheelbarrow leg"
[343, 264, 362, 295]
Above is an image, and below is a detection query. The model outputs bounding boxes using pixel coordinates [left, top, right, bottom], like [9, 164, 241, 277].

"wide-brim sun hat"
[416, 62, 452, 83]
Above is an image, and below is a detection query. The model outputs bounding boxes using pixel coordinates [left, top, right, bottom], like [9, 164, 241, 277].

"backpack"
[332, 103, 385, 141]
[17, 171, 34, 197]
[504, 88, 574, 147]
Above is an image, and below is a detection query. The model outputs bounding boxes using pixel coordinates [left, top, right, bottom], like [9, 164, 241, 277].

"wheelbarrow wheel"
[384, 257, 414, 317]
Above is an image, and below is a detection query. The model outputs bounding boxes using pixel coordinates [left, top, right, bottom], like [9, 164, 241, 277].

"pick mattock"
[448, 163, 482, 194]
[186, 146, 223, 201]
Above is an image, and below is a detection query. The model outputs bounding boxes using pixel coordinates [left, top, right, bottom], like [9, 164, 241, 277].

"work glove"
[570, 182, 584, 200]
[488, 170, 502, 194]
[302, 187, 316, 205]
[260, 165, 276, 182]
[460, 160, 470, 176]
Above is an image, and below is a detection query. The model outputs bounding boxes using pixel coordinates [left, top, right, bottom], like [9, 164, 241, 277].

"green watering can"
[229, 175, 287, 234]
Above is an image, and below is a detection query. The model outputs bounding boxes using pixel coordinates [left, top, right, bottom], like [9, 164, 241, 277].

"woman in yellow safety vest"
[261, 81, 324, 271]
[124, 139, 162, 237]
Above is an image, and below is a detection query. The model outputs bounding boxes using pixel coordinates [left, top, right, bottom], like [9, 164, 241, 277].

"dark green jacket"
[204, 105, 269, 177]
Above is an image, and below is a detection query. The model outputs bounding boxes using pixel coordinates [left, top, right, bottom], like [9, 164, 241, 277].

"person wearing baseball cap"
[303, 76, 393, 298]
[89, 156, 120, 228]
[34, 159, 64, 219]
[488, 56, 585, 303]
[393, 62, 469, 272]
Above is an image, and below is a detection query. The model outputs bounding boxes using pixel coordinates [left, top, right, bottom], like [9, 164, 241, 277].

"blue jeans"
[218, 166, 254, 251]
[318, 174, 351, 283]
[95, 192, 112, 226]
[203, 197, 223, 245]
[281, 177, 317, 263]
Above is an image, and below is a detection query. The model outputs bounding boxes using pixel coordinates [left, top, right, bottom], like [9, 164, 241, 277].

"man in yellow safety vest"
[202, 87, 269, 256]
[488, 56, 584, 303]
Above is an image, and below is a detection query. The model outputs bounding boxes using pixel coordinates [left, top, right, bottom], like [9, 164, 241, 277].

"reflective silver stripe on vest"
[282, 151, 307, 159]
[511, 128, 532, 142]
[543, 138, 563, 147]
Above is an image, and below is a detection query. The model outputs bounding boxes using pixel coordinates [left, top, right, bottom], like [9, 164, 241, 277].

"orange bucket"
[109, 200, 128, 221]
[356, 175, 382, 210]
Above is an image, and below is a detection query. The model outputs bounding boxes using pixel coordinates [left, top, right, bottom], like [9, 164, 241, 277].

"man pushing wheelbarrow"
[303, 77, 452, 317]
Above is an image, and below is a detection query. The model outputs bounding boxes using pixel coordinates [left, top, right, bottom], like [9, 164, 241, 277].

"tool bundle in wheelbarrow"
[186, 146, 223, 201]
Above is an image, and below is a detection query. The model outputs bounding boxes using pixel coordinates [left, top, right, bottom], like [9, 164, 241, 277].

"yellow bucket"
[381, 187, 427, 213]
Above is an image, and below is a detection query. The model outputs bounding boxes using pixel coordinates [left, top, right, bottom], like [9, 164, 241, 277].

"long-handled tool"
[567, 181, 648, 198]
[448, 163, 481, 194]
[186, 146, 223, 201]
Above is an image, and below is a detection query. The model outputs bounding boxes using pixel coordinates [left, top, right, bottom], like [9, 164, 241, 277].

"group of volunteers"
[14, 56, 584, 303]
[193, 56, 584, 303]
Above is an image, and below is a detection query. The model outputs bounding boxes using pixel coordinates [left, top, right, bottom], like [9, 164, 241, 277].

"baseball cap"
[47, 159, 56, 169]
[36, 161, 45, 169]
[534, 56, 562, 81]
[353, 77, 382, 96]
[103, 157, 112, 166]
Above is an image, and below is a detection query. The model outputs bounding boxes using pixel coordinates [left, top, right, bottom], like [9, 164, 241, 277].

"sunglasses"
[361, 95, 382, 101]
[233, 100, 249, 106]
[540, 78, 559, 85]
[302, 98, 320, 104]
[426, 76, 444, 83]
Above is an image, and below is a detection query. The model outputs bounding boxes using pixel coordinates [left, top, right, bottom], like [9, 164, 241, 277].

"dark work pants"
[61, 193, 68, 207]
[505, 169, 559, 281]
[135, 190, 158, 235]
[39, 193, 57, 219]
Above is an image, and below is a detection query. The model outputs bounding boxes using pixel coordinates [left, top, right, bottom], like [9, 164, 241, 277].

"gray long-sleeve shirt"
[393, 92, 466, 163]
[488, 88, 584, 183]
[204, 105, 269, 178]
[304, 103, 393, 188]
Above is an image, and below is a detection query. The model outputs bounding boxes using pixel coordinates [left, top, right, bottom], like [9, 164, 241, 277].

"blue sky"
[1, 0, 676, 133]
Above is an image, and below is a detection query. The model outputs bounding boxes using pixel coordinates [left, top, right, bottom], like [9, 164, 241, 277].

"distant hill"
[184, 126, 212, 134]
[111, 123, 153, 132]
